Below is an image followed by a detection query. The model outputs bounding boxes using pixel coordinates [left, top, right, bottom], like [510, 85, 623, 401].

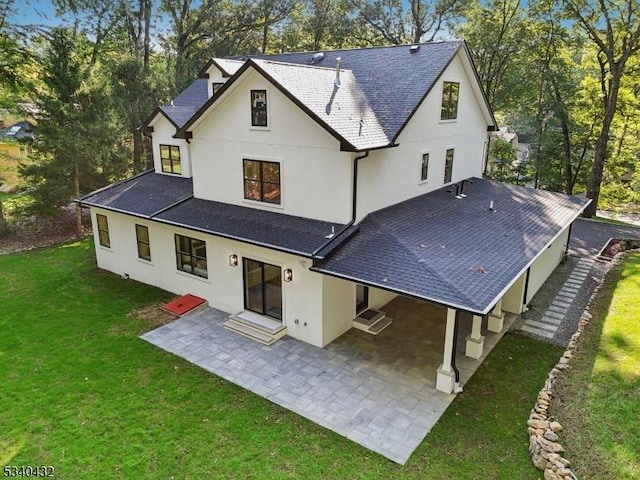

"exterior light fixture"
[283, 268, 293, 282]
[229, 254, 238, 267]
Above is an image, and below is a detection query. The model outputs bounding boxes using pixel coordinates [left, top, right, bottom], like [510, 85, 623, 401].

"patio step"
[224, 311, 287, 346]
[353, 309, 393, 335]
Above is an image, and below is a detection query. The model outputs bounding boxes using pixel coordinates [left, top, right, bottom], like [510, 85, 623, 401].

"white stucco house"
[79, 41, 589, 394]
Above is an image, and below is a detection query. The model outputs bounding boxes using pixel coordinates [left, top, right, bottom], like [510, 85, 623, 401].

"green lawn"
[0, 240, 561, 479]
[552, 252, 640, 479]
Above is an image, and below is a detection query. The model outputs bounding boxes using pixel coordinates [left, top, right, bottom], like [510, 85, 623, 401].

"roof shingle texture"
[160, 78, 209, 127]
[246, 41, 463, 140]
[79, 171, 350, 257]
[79, 171, 193, 217]
[254, 59, 389, 150]
[313, 178, 590, 313]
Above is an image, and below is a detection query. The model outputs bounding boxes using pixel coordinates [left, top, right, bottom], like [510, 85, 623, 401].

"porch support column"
[465, 314, 485, 359]
[487, 298, 505, 333]
[436, 308, 462, 394]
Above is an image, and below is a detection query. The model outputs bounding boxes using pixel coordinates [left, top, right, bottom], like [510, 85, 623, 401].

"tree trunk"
[0, 199, 7, 235]
[583, 67, 622, 217]
[74, 161, 82, 237]
[144, 0, 151, 69]
[133, 126, 143, 173]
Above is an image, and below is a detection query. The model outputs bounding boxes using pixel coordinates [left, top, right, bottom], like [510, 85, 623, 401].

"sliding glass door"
[243, 258, 282, 321]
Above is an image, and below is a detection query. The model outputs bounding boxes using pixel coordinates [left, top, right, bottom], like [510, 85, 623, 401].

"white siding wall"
[188, 71, 353, 224]
[150, 115, 192, 177]
[206, 67, 228, 97]
[321, 276, 355, 346]
[525, 227, 569, 304]
[368, 287, 398, 309]
[357, 53, 489, 220]
[502, 272, 526, 314]
[90, 207, 358, 347]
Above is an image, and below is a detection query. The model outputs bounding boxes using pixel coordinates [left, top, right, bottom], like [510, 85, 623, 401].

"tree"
[19, 28, 127, 236]
[561, 0, 640, 216]
[350, 0, 462, 45]
[456, 0, 526, 109]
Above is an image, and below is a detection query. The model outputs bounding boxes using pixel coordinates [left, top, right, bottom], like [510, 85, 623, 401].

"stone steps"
[223, 311, 287, 345]
[353, 309, 393, 335]
[519, 258, 594, 340]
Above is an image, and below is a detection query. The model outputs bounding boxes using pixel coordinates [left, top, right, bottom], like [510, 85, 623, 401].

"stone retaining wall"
[527, 280, 603, 480]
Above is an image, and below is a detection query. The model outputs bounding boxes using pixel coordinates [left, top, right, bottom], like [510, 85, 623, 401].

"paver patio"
[141, 296, 515, 464]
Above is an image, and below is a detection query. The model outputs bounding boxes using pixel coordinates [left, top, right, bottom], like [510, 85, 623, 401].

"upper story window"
[160, 145, 181, 175]
[136, 224, 151, 261]
[251, 90, 268, 127]
[444, 148, 455, 183]
[243, 159, 281, 204]
[96, 213, 110, 248]
[420, 153, 429, 182]
[175, 234, 207, 278]
[441, 81, 459, 120]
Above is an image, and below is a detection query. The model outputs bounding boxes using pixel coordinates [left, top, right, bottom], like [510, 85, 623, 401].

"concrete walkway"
[141, 298, 515, 464]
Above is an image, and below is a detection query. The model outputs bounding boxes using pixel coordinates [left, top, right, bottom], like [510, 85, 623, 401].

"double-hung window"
[420, 153, 429, 182]
[251, 90, 268, 127]
[136, 224, 151, 261]
[160, 145, 181, 174]
[243, 159, 281, 204]
[96, 214, 110, 248]
[441, 81, 459, 120]
[175, 234, 207, 278]
[444, 148, 455, 184]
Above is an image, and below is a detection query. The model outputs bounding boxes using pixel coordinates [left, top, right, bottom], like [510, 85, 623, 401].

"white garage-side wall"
[188, 70, 353, 224]
[149, 115, 192, 178]
[502, 272, 526, 314]
[525, 227, 569, 304]
[321, 276, 355, 346]
[89, 207, 357, 348]
[357, 52, 489, 220]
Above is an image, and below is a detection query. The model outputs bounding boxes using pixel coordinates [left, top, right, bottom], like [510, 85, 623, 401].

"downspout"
[522, 267, 531, 309]
[452, 311, 461, 386]
[483, 134, 492, 176]
[311, 150, 369, 265]
[564, 222, 573, 260]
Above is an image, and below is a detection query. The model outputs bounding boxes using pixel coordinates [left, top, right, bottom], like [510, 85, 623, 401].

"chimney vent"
[334, 57, 342, 87]
[410, 45, 420, 54]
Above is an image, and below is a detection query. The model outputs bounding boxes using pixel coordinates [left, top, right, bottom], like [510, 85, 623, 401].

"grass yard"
[551, 252, 640, 479]
[0, 240, 561, 479]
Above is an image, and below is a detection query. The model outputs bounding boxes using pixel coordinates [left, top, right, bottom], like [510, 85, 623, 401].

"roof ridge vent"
[410, 45, 420, 54]
[310, 52, 324, 64]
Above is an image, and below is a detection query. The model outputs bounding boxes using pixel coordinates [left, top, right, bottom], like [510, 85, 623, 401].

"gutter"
[311, 150, 369, 265]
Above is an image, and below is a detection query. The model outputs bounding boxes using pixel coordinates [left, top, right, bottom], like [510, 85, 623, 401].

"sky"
[7, 0, 60, 27]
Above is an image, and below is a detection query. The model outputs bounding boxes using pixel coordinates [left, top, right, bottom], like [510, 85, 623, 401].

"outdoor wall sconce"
[283, 268, 293, 282]
[229, 254, 238, 267]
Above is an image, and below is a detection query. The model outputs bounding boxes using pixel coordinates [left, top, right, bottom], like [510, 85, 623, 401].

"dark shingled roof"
[243, 41, 465, 141]
[79, 171, 352, 257]
[312, 178, 590, 314]
[159, 78, 209, 128]
[154, 198, 352, 257]
[78, 171, 193, 217]
[150, 41, 479, 148]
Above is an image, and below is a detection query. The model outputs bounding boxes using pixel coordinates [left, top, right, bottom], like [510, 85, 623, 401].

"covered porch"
[141, 296, 515, 464]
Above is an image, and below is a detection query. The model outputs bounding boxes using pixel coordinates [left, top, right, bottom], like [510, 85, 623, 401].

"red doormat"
[163, 294, 207, 316]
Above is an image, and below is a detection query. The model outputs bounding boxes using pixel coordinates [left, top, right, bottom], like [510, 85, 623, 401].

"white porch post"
[487, 298, 505, 333]
[436, 308, 462, 394]
[465, 314, 485, 359]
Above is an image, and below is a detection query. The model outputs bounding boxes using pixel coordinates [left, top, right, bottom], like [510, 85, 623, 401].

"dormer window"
[251, 90, 268, 127]
[160, 145, 181, 175]
[441, 81, 459, 120]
